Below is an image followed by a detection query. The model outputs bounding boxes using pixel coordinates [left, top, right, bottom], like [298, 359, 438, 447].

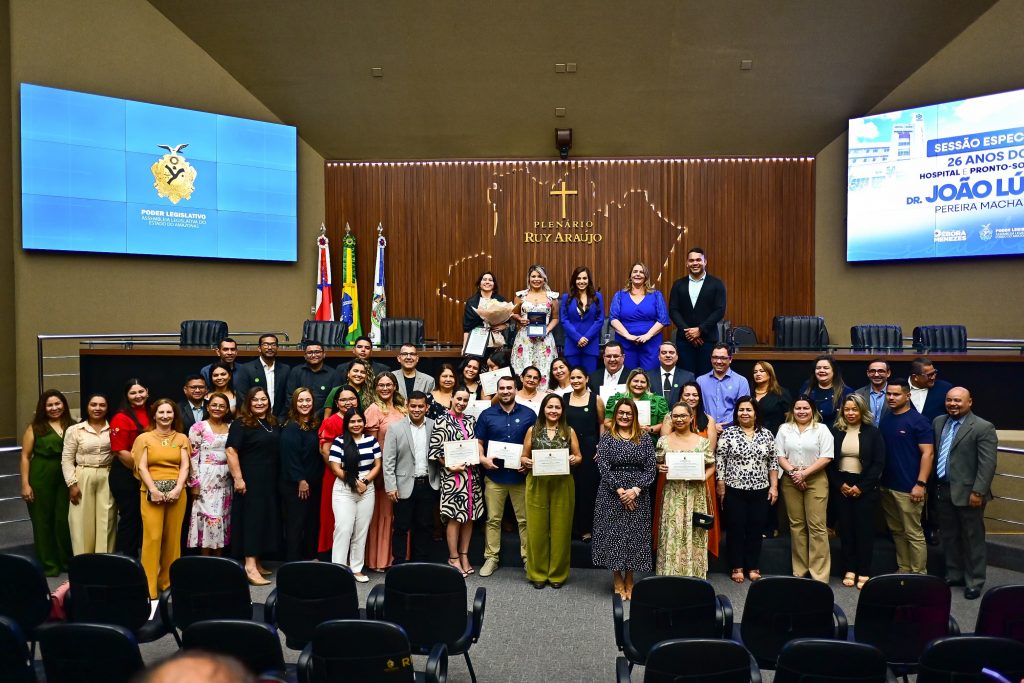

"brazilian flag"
[341, 228, 362, 344]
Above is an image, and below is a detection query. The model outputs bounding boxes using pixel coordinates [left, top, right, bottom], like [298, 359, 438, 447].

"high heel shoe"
[448, 556, 468, 577]
[247, 573, 270, 586]
[257, 567, 272, 576]
[459, 552, 475, 575]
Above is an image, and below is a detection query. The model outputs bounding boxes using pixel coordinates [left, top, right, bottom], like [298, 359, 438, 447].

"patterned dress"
[655, 436, 713, 578]
[511, 291, 559, 390]
[187, 420, 231, 549]
[429, 411, 483, 523]
[592, 433, 657, 572]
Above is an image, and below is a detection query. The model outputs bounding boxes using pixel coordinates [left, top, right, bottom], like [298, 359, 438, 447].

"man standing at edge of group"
[668, 247, 727, 377]
[647, 341, 695, 405]
[235, 333, 291, 419]
[200, 337, 238, 385]
[933, 387, 997, 599]
[855, 359, 891, 424]
[395, 344, 435, 400]
[338, 335, 392, 381]
[285, 341, 340, 414]
[475, 376, 537, 576]
[909, 356, 955, 545]
[696, 343, 750, 432]
[878, 377, 934, 574]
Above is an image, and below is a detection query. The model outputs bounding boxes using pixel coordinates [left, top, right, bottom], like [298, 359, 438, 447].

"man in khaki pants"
[878, 378, 935, 573]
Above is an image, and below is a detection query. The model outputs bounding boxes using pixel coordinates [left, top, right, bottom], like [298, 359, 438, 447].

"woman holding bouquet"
[463, 271, 511, 353]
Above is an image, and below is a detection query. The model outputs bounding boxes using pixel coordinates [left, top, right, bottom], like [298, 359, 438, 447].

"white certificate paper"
[635, 400, 651, 426]
[532, 448, 570, 476]
[488, 440, 524, 469]
[599, 383, 627, 405]
[442, 440, 479, 468]
[480, 367, 513, 395]
[464, 327, 489, 356]
[665, 451, 705, 480]
[464, 399, 491, 419]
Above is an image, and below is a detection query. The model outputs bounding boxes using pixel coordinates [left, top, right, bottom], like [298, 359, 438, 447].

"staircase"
[0, 443, 34, 551]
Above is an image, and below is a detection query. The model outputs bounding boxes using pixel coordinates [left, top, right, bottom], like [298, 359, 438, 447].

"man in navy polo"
[475, 375, 536, 577]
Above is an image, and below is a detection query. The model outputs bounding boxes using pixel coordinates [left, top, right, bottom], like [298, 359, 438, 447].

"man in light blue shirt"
[855, 359, 890, 423]
[696, 343, 750, 431]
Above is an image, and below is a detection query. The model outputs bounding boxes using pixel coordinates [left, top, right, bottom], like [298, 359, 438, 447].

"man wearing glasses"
[395, 344, 435, 400]
[285, 341, 340, 414]
[235, 333, 292, 418]
[855, 359, 891, 423]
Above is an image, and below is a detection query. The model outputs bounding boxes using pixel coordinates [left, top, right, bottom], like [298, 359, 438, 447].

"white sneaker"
[479, 558, 499, 577]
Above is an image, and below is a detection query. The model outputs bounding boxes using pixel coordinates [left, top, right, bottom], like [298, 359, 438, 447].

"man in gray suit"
[395, 344, 436, 400]
[647, 341, 695, 405]
[855, 359, 891, 424]
[383, 391, 439, 563]
[932, 386, 998, 599]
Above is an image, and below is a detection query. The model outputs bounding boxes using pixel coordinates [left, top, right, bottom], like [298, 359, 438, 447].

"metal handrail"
[989, 446, 1024, 527]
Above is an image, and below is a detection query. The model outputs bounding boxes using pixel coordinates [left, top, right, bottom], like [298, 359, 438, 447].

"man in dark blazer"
[854, 359, 891, 423]
[668, 247, 727, 377]
[178, 374, 208, 432]
[932, 387, 998, 599]
[646, 341, 695, 406]
[235, 333, 291, 419]
[587, 341, 632, 394]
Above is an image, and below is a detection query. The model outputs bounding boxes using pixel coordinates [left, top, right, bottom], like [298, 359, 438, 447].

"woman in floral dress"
[187, 392, 232, 554]
[511, 264, 559, 390]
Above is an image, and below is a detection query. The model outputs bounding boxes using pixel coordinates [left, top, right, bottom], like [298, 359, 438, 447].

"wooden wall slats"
[325, 159, 814, 346]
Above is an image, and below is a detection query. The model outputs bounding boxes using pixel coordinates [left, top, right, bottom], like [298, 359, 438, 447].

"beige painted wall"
[0, 0, 16, 439]
[816, 0, 1024, 345]
[7, 0, 324, 432]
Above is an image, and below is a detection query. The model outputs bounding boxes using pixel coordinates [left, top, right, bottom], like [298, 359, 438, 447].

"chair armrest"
[885, 666, 898, 683]
[157, 588, 179, 646]
[471, 587, 486, 642]
[616, 656, 631, 683]
[832, 603, 849, 640]
[296, 643, 313, 683]
[366, 584, 384, 620]
[425, 643, 448, 683]
[748, 651, 762, 683]
[948, 615, 961, 636]
[612, 593, 625, 650]
[718, 594, 734, 638]
[264, 589, 278, 625]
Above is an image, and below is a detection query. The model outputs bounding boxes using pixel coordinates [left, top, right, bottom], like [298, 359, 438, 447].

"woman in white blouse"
[775, 396, 834, 582]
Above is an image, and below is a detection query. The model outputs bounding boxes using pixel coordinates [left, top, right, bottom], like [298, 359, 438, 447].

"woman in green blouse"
[603, 369, 669, 439]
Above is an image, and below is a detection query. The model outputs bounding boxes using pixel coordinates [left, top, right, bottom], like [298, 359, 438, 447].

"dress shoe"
[247, 574, 271, 587]
[945, 577, 966, 587]
[479, 558, 499, 577]
[530, 581, 546, 589]
[926, 529, 940, 546]
[964, 587, 982, 600]
[549, 582, 563, 589]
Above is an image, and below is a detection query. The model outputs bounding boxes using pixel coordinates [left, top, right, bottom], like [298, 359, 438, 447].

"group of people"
[19, 249, 998, 602]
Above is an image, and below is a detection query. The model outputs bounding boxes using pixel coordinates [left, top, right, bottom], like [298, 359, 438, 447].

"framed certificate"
[442, 440, 479, 469]
[532, 448, 570, 476]
[487, 440, 524, 469]
[526, 311, 547, 339]
[635, 399, 651, 426]
[464, 327, 489, 357]
[464, 399, 492, 419]
[599, 384, 626, 405]
[480, 367, 513, 395]
[665, 451, 705, 480]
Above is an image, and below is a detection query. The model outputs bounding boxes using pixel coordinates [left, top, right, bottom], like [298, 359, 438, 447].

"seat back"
[740, 576, 841, 666]
[380, 318, 425, 347]
[0, 617, 34, 683]
[917, 636, 1024, 683]
[773, 315, 829, 350]
[975, 584, 1024, 643]
[381, 563, 468, 652]
[67, 553, 151, 632]
[167, 556, 253, 632]
[273, 561, 360, 650]
[304, 619, 418, 683]
[717, 320, 733, 350]
[912, 325, 967, 352]
[182, 620, 286, 677]
[853, 574, 952, 666]
[774, 639, 889, 683]
[0, 553, 54, 634]
[732, 325, 758, 348]
[302, 320, 351, 349]
[600, 317, 615, 346]
[180, 320, 229, 347]
[851, 325, 903, 351]
[642, 638, 756, 683]
[627, 577, 725, 659]
[38, 622, 144, 683]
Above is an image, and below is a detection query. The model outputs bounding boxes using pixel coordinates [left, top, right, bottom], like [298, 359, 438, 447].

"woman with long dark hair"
[187, 392, 233, 555]
[463, 270, 509, 351]
[279, 388, 323, 561]
[208, 362, 238, 414]
[559, 266, 604, 373]
[328, 407, 381, 581]
[566, 366, 604, 542]
[460, 356, 484, 399]
[109, 378, 151, 557]
[317, 386, 361, 556]
[61, 393, 116, 555]
[799, 355, 853, 426]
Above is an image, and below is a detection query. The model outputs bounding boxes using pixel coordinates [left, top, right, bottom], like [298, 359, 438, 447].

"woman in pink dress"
[363, 372, 407, 570]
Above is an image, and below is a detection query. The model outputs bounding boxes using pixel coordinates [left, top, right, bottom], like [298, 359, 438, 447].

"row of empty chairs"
[181, 318, 426, 348]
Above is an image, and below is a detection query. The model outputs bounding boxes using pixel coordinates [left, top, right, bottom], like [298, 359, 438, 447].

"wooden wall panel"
[325, 158, 814, 346]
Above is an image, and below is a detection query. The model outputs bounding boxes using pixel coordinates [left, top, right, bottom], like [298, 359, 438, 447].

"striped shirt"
[328, 433, 381, 477]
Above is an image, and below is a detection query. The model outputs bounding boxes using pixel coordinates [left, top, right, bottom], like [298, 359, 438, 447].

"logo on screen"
[980, 224, 993, 241]
[151, 143, 197, 204]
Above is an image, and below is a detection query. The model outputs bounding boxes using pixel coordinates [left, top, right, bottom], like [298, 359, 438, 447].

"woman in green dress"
[521, 393, 582, 589]
[19, 389, 74, 575]
[603, 369, 669, 439]
[655, 402, 714, 578]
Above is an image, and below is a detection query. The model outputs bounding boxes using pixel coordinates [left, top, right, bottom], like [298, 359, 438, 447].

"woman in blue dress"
[559, 266, 604, 373]
[609, 262, 670, 371]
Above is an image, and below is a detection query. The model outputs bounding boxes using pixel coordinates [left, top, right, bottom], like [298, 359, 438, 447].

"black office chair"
[774, 638, 895, 683]
[734, 576, 848, 669]
[600, 317, 615, 346]
[917, 636, 1024, 683]
[37, 622, 145, 683]
[302, 320, 351, 348]
[380, 318, 425, 347]
[180, 319, 229, 347]
[297, 619, 447, 683]
[182, 619, 288, 679]
[851, 574, 959, 680]
[613, 576, 733, 672]
[851, 324, 903, 351]
[912, 325, 967, 352]
[367, 562, 484, 683]
[615, 638, 761, 683]
[66, 553, 170, 643]
[731, 325, 758, 348]
[772, 315, 829, 350]
[160, 556, 257, 646]
[0, 616, 35, 683]
[974, 584, 1024, 643]
[264, 561, 361, 650]
[717, 319, 734, 352]
[0, 553, 54, 655]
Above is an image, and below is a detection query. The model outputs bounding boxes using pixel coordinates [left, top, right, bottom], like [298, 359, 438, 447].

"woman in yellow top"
[133, 399, 190, 598]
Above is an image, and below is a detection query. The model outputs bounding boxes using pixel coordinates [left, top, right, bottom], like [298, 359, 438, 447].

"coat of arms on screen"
[151, 144, 197, 204]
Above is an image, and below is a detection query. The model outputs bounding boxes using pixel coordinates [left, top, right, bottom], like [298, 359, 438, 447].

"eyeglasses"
[916, 370, 938, 379]
[305, 349, 324, 355]
[260, 342, 278, 348]
[187, 385, 206, 391]
[670, 414, 690, 420]
[867, 369, 888, 374]
[399, 352, 417, 357]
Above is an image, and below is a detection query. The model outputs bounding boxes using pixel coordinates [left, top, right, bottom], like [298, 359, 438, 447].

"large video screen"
[847, 88, 1024, 262]
[21, 83, 297, 261]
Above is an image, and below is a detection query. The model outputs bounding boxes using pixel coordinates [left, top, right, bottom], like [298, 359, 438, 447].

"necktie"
[664, 372, 672, 398]
[937, 419, 959, 479]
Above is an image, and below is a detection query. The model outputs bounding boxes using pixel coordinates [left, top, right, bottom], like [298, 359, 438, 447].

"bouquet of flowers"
[475, 299, 515, 347]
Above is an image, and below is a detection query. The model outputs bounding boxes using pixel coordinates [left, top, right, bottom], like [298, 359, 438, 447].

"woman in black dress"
[279, 387, 322, 562]
[565, 366, 604, 541]
[751, 360, 792, 435]
[226, 387, 281, 585]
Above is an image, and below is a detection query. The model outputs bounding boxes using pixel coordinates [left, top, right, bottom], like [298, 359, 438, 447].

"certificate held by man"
[531, 448, 570, 476]
[487, 440, 524, 469]
[443, 440, 479, 469]
[665, 451, 704, 480]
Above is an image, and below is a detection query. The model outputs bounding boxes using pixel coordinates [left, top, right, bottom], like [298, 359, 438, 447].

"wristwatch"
[359, 477, 369, 485]
[915, 479, 927, 487]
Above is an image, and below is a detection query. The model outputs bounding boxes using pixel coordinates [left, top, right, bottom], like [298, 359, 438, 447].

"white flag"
[370, 223, 387, 346]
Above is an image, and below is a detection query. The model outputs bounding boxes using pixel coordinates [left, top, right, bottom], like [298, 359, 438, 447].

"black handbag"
[692, 511, 714, 529]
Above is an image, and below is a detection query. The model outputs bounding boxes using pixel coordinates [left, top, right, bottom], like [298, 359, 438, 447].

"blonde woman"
[510, 264, 559, 390]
